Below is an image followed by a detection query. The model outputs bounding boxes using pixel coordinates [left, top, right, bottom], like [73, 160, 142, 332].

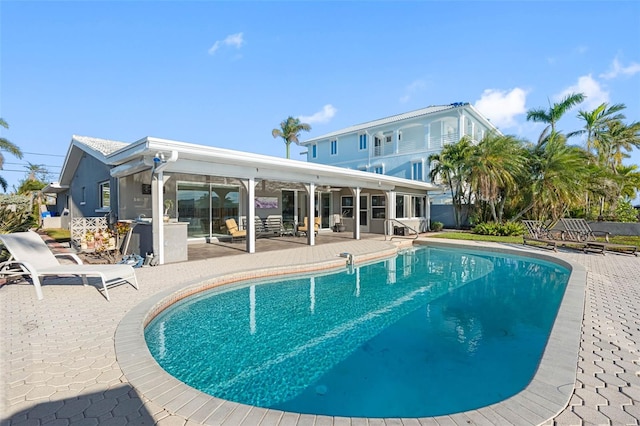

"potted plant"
[164, 199, 174, 223]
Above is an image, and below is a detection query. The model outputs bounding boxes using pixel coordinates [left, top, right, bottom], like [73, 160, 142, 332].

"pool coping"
[115, 240, 585, 425]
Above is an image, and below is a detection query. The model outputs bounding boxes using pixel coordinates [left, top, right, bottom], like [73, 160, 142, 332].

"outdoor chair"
[297, 217, 320, 237]
[225, 218, 246, 242]
[522, 220, 563, 251]
[560, 218, 637, 256]
[0, 231, 139, 301]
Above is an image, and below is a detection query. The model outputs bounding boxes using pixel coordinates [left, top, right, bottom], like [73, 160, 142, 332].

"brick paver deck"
[1, 235, 639, 425]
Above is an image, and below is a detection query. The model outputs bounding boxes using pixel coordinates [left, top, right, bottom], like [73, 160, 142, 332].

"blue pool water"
[145, 246, 570, 418]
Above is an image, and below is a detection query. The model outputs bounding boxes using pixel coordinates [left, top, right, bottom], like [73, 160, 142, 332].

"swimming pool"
[144, 246, 571, 418]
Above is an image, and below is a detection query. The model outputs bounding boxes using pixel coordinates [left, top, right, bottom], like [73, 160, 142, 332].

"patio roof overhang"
[108, 137, 439, 193]
[41, 182, 69, 193]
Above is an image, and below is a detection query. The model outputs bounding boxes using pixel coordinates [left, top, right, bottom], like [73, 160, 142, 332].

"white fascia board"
[110, 159, 151, 178]
[105, 138, 152, 165]
[105, 136, 438, 193]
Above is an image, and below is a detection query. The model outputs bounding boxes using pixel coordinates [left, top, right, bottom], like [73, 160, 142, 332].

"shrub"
[613, 199, 639, 223]
[430, 221, 444, 232]
[472, 221, 525, 236]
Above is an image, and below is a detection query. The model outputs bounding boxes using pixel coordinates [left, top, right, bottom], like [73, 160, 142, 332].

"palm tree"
[428, 137, 474, 228]
[570, 102, 626, 153]
[0, 118, 24, 192]
[513, 132, 590, 222]
[271, 116, 311, 159]
[468, 133, 527, 222]
[526, 92, 585, 144]
[598, 120, 640, 171]
[615, 164, 640, 201]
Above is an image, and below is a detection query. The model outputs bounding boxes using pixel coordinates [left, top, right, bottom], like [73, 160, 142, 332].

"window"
[412, 196, 423, 217]
[398, 131, 402, 141]
[341, 196, 354, 218]
[396, 194, 405, 218]
[99, 181, 110, 209]
[411, 161, 423, 181]
[330, 139, 337, 156]
[312, 144, 317, 158]
[372, 165, 384, 174]
[374, 137, 382, 156]
[359, 134, 367, 150]
[371, 195, 386, 219]
[385, 135, 392, 144]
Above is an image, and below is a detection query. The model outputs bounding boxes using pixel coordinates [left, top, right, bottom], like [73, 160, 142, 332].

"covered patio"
[107, 137, 438, 264]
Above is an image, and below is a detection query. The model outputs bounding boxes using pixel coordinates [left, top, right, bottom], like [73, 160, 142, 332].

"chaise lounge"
[560, 218, 638, 256]
[0, 231, 139, 300]
[522, 220, 563, 251]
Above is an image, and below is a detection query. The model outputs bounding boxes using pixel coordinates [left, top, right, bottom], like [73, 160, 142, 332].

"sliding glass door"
[177, 182, 239, 239]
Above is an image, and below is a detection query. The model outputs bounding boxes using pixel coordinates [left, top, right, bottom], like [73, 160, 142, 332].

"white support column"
[426, 193, 431, 231]
[306, 183, 315, 246]
[386, 190, 396, 236]
[394, 130, 399, 154]
[459, 113, 465, 139]
[352, 187, 361, 240]
[245, 178, 256, 253]
[152, 172, 165, 264]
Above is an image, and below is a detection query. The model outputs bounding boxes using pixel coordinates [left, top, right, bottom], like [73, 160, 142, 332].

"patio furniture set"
[523, 218, 637, 256]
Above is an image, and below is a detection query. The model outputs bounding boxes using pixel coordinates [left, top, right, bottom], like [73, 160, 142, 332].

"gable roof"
[72, 135, 129, 158]
[301, 102, 498, 144]
[46, 135, 439, 194]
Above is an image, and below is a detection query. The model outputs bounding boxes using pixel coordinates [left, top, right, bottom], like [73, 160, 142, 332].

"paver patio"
[1, 235, 639, 425]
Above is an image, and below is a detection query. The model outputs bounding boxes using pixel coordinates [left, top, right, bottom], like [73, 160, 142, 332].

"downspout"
[152, 151, 178, 265]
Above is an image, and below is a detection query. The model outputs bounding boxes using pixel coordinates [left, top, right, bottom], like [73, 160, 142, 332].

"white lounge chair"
[0, 231, 139, 300]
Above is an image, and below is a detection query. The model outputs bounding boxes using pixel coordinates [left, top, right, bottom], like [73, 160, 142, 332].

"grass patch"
[430, 231, 640, 249]
[43, 228, 71, 243]
[428, 231, 522, 244]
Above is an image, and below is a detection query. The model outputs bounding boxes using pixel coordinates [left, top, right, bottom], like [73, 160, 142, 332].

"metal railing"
[384, 218, 419, 241]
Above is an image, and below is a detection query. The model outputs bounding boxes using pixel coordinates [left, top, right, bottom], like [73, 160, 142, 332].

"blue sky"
[1, 1, 639, 196]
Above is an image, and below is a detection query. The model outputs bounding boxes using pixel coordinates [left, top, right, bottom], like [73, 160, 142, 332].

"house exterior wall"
[303, 105, 495, 203]
[67, 154, 115, 219]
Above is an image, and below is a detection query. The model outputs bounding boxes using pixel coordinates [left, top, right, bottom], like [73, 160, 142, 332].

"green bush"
[472, 221, 525, 236]
[613, 199, 639, 223]
[430, 221, 444, 231]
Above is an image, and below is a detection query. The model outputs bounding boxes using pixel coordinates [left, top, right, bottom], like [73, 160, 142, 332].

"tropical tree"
[512, 132, 590, 222]
[597, 119, 640, 171]
[468, 133, 527, 223]
[570, 102, 626, 153]
[271, 116, 311, 159]
[428, 137, 474, 228]
[0, 118, 24, 192]
[526, 92, 585, 144]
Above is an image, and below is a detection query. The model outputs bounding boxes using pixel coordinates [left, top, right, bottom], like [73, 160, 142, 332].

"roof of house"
[45, 135, 440, 194]
[72, 135, 129, 157]
[300, 102, 497, 144]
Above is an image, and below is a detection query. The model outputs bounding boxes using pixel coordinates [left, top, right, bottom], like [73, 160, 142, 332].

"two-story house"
[300, 102, 500, 206]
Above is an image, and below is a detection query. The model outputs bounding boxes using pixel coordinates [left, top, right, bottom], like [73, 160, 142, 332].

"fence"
[70, 217, 109, 250]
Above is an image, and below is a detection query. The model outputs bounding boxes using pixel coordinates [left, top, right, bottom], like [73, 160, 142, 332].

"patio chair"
[297, 217, 320, 237]
[560, 218, 637, 256]
[522, 220, 563, 251]
[0, 231, 139, 301]
[225, 218, 246, 242]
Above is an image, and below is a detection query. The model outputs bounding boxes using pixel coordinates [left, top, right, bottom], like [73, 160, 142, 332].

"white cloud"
[299, 104, 337, 124]
[600, 57, 640, 80]
[474, 88, 528, 129]
[555, 74, 609, 110]
[208, 32, 245, 55]
[399, 79, 427, 103]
